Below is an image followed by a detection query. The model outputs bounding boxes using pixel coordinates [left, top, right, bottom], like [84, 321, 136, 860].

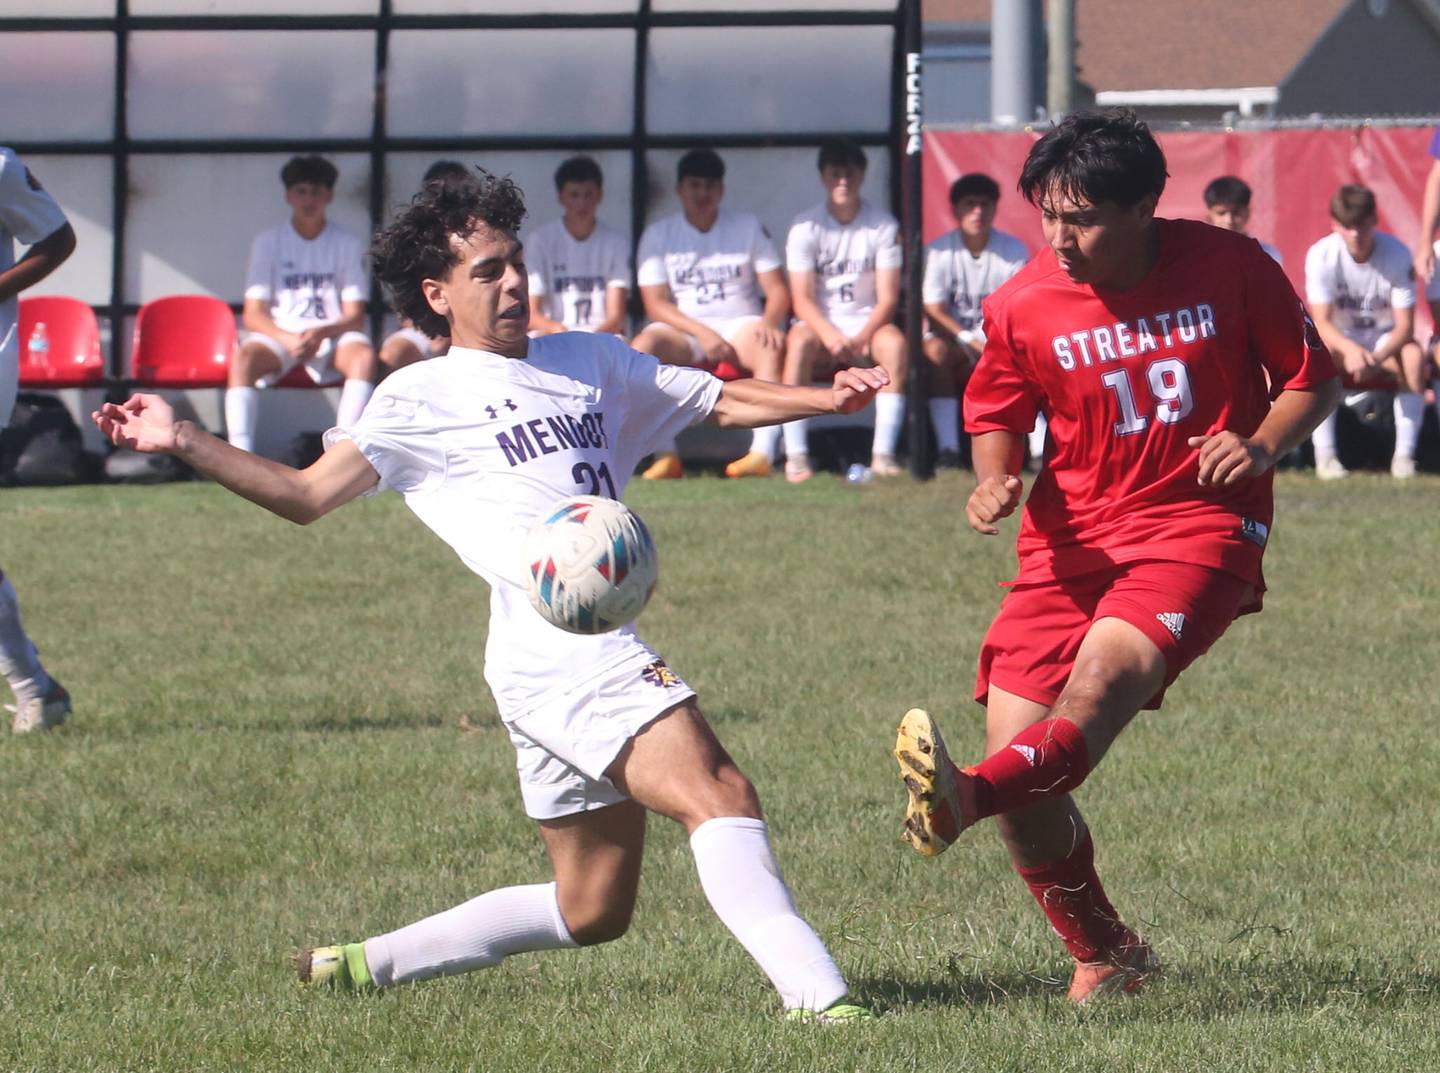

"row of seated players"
[234, 149, 1440, 481]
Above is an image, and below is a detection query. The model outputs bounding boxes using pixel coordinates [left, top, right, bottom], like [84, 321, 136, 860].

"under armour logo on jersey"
[485, 405, 498, 419]
[1156, 612, 1186, 640]
[1009, 743, 1037, 766]
[484, 399, 519, 420]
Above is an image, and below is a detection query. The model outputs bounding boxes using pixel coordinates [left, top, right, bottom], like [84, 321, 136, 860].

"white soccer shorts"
[503, 646, 696, 820]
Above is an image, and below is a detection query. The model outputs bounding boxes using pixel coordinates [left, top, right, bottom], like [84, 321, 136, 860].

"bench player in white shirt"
[93, 170, 884, 1023]
[1304, 184, 1425, 480]
[378, 160, 471, 375]
[633, 149, 791, 479]
[781, 140, 908, 482]
[527, 156, 630, 338]
[921, 173, 1028, 469]
[0, 147, 75, 734]
[1204, 175, 1283, 266]
[226, 155, 379, 454]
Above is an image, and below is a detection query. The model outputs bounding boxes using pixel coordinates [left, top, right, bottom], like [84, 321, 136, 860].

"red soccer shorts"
[975, 560, 1258, 712]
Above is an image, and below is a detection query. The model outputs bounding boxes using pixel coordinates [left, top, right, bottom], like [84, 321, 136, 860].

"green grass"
[2, 471, 1438, 1072]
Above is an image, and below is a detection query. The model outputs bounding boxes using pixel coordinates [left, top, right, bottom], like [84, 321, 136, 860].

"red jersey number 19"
[1101, 357, 1194, 438]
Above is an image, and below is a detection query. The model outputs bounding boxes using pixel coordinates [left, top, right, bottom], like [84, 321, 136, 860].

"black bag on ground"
[0, 392, 96, 486]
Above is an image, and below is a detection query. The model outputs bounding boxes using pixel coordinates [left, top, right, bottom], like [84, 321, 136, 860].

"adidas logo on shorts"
[1156, 611, 1186, 640]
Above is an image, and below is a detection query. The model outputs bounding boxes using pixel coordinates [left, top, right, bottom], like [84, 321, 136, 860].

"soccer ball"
[524, 495, 659, 634]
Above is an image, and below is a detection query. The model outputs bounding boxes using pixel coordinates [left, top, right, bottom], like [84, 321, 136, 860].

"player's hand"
[92, 394, 181, 454]
[846, 333, 874, 360]
[966, 474, 1024, 535]
[293, 328, 325, 358]
[1341, 346, 1375, 378]
[698, 328, 737, 366]
[830, 367, 889, 413]
[755, 324, 787, 354]
[820, 328, 854, 362]
[1187, 431, 1274, 485]
[1415, 243, 1436, 284]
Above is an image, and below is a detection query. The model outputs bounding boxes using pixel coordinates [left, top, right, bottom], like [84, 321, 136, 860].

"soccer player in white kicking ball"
[93, 170, 882, 1023]
[632, 149, 791, 479]
[226, 155, 378, 453]
[0, 147, 76, 733]
[781, 139, 907, 482]
[526, 155, 631, 338]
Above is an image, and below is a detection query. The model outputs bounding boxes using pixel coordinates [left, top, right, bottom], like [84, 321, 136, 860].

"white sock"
[928, 397, 960, 452]
[782, 418, 809, 460]
[689, 817, 848, 1012]
[363, 881, 577, 988]
[871, 392, 904, 459]
[1393, 392, 1423, 460]
[0, 576, 50, 704]
[336, 378, 376, 428]
[1028, 414, 1048, 463]
[1312, 410, 1339, 463]
[224, 386, 259, 453]
[749, 423, 781, 460]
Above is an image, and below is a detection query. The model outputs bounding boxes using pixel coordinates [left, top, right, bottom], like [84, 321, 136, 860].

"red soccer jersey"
[965, 218, 1335, 587]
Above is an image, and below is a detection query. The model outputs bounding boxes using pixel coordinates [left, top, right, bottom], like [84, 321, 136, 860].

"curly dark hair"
[371, 168, 528, 338]
[1018, 108, 1167, 210]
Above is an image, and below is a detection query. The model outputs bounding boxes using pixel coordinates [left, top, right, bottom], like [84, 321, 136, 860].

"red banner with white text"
[923, 125, 1437, 335]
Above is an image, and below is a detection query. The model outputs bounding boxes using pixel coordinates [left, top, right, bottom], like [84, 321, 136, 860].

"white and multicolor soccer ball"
[524, 495, 659, 634]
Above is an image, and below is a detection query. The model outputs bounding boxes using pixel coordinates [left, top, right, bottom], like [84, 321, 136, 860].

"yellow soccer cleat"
[894, 708, 975, 858]
[724, 451, 772, 479]
[641, 451, 684, 480]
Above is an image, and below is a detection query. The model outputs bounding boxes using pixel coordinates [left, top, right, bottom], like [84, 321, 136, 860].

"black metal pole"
[367, 0, 391, 346]
[107, 0, 129, 382]
[630, 0, 651, 329]
[900, 0, 930, 479]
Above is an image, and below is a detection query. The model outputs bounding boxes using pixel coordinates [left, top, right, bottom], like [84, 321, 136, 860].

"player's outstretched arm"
[708, 367, 888, 429]
[967, 430, 1025, 536]
[0, 223, 75, 304]
[1187, 380, 1342, 486]
[92, 394, 379, 524]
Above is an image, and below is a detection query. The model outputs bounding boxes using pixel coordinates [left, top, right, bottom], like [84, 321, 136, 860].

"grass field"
[2, 471, 1438, 1072]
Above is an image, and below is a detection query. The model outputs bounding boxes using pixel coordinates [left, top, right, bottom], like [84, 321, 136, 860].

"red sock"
[965, 717, 1091, 821]
[1016, 833, 1130, 963]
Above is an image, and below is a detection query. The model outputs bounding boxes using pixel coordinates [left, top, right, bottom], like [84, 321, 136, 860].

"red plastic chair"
[17, 295, 104, 388]
[131, 295, 236, 388]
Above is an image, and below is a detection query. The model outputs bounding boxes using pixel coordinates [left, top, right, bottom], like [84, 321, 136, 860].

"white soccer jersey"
[921, 228, 1029, 332]
[636, 208, 780, 323]
[526, 218, 631, 330]
[331, 333, 722, 717]
[1304, 231, 1415, 348]
[244, 220, 368, 333]
[785, 200, 902, 321]
[1427, 240, 1440, 301]
[0, 147, 70, 429]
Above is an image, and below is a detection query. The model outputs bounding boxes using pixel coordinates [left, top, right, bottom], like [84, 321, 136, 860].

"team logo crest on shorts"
[641, 660, 681, 688]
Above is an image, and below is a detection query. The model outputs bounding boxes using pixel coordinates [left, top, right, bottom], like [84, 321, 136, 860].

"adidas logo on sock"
[1010, 743, 1037, 765]
[1156, 611, 1186, 639]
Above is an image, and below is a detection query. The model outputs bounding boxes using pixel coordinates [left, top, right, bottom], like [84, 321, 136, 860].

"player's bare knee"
[230, 344, 271, 386]
[563, 899, 635, 946]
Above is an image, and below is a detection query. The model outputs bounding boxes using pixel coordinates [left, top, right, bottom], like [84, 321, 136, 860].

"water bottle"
[27, 321, 49, 365]
[844, 463, 872, 485]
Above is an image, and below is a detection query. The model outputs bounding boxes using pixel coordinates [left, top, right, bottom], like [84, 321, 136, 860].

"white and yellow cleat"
[296, 943, 374, 990]
[894, 708, 974, 858]
[785, 1000, 875, 1025]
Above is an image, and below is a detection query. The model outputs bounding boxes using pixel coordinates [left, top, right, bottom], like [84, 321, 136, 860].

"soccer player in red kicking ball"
[893, 110, 1341, 1003]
